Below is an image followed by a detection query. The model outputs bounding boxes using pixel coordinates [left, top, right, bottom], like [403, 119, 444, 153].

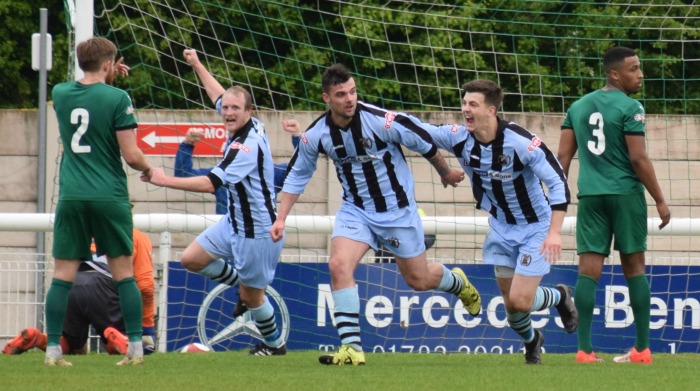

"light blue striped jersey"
[208, 115, 277, 238]
[427, 118, 569, 225]
[283, 101, 439, 213]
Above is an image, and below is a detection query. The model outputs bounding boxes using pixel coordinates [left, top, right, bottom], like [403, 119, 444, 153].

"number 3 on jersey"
[587, 112, 605, 155]
[71, 108, 91, 154]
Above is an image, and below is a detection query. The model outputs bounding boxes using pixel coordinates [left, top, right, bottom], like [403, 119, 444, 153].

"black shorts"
[62, 270, 125, 350]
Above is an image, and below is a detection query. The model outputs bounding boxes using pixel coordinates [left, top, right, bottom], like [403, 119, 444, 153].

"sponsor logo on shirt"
[229, 142, 250, 153]
[337, 154, 380, 165]
[487, 170, 512, 180]
[473, 169, 512, 180]
[126, 105, 134, 115]
[384, 111, 396, 129]
[300, 133, 309, 144]
[527, 136, 541, 152]
[634, 113, 645, 123]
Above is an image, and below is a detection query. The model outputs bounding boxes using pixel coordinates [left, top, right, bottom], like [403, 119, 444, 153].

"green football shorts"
[53, 200, 133, 260]
[576, 192, 647, 256]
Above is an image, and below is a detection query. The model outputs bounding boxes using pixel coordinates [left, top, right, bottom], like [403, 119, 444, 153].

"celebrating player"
[142, 49, 287, 356]
[270, 63, 480, 366]
[421, 79, 577, 364]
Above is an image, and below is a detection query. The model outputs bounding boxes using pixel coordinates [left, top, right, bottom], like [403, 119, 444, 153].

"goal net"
[52, 0, 700, 355]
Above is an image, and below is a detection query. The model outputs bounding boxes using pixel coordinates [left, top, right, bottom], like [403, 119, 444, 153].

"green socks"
[627, 274, 651, 351]
[45, 278, 73, 346]
[116, 277, 143, 342]
[574, 274, 598, 353]
[575, 273, 651, 353]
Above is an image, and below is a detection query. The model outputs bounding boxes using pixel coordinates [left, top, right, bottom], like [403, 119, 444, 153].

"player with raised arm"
[270, 63, 480, 366]
[142, 49, 287, 356]
[423, 79, 577, 364]
[48, 37, 152, 366]
[558, 46, 670, 364]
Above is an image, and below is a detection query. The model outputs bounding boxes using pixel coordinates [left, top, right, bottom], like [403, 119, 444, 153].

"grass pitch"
[3, 350, 697, 391]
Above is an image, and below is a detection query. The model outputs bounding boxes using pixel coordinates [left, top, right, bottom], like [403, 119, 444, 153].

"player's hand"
[539, 233, 562, 264]
[281, 119, 302, 136]
[657, 201, 671, 229]
[114, 57, 130, 77]
[440, 168, 465, 188]
[142, 167, 166, 186]
[183, 49, 201, 67]
[185, 128, 205, 145]
[269, 220, 286, 242]
[139, 167, 153, 182]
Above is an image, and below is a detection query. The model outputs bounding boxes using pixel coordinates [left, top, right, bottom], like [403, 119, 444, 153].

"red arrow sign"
[136, 123, 228, 157]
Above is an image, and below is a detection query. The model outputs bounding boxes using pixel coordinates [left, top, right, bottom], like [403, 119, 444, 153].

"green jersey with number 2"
[52, 81, 137, 201]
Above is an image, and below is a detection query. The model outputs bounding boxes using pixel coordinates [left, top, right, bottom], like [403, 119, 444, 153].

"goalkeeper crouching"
[3, 228, 156, 357]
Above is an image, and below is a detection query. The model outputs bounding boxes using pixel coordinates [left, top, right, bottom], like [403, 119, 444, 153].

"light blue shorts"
[332, 202, 425, 259]
[482, 217, 551, 277]
[196, 216, 284, 289]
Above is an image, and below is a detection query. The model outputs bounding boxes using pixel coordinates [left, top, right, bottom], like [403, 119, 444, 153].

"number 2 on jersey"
[587, 112, 605, 155]
[71, 108, 91, 154]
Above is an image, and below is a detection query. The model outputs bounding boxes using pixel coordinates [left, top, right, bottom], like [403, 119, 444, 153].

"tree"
[0, 1, 69, 108]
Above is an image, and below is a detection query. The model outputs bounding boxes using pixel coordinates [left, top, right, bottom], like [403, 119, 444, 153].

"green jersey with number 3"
[52, 81, 137, 201]
[561, 89, 645, 197]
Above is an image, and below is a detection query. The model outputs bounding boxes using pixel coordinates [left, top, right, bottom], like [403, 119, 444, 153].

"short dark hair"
[603, 47, 637, 73]
[76, 37, 118, 73]
[322, 64, 353, 93]
[461, 79, 503, 109]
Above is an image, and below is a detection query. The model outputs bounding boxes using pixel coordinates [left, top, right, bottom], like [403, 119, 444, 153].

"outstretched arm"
[142, 167, 215, 193]
[183, 49, 226, 105]
[426, 151, 465, 188]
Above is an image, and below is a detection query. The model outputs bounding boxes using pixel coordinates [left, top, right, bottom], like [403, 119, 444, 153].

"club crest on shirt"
[497, 154, 511, 165]
[229, 142, 250, 153]
[125, 105, 134, 115]
[520, 254, 532, 266]
[387, 237, 400, 248]
[300, 132, 309, 144]
[361, 137, 373, 149]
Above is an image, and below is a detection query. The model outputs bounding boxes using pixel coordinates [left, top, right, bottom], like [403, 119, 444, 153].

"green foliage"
[0, 0, 69, 108]
[0, 1, 697, 114]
